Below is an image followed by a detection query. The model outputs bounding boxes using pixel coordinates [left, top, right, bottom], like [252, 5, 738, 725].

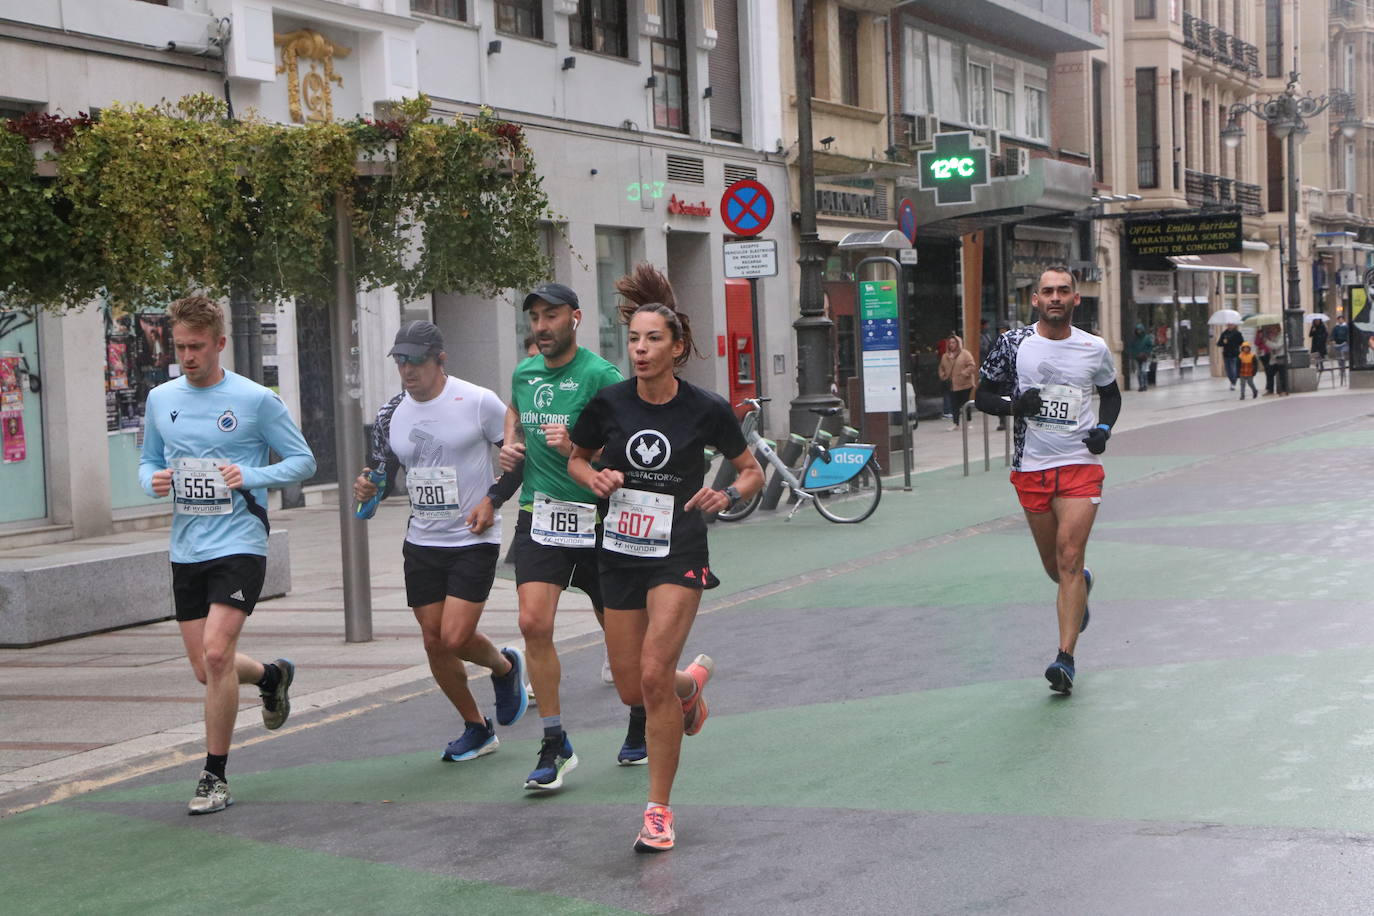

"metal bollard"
[962, 401, 993, 476]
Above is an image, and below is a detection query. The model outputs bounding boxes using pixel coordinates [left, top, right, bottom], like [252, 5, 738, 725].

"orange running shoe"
[634, 805, 676, 853]
[681, 654, 714, 736]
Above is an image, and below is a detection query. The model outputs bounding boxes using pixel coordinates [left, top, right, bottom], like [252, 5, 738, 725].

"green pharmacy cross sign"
[917, 131, 990, 206]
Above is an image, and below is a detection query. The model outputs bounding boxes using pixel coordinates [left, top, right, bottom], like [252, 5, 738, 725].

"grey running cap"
[522, 282, 580, 311]
[389, 320, 444, 358]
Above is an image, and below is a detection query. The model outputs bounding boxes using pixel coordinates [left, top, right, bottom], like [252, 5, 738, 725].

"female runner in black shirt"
[569, 264, 763, 853]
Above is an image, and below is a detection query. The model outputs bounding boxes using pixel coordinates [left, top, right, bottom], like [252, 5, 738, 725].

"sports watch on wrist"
[721, 485, 742, 509]
[486, 485, 506, 509]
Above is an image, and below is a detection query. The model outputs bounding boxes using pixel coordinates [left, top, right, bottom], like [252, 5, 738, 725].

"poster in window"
[104, 307, 172, 433]
[106, 340, 129, 390]
[106, 390, 119, 432]
[0, 354, 21, 413]
[2, 414, 24, 463]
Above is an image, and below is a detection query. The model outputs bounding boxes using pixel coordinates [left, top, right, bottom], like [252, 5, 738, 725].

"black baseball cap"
[388, 320, 444, 358]
[522, 282, 580, 311]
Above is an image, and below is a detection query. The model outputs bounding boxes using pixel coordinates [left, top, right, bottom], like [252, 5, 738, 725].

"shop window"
[595, 228, 632, 375]
[572, 0, 628, 57]
[104, 304, 176, 510]
[412, 0, 466, 20]
[0, 308, 45, 524]
[651, 0, 688, 132]
[497, 0, 543, 39]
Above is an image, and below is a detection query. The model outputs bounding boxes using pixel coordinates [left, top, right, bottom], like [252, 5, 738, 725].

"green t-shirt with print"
[511, 347, 623, 508]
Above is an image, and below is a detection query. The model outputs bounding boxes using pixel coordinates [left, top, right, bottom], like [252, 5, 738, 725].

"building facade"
[0, 0, 795, 542]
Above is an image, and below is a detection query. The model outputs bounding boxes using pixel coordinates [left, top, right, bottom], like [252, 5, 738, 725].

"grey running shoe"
[188, 770, 232, 815]
[260, 658, 295, 730]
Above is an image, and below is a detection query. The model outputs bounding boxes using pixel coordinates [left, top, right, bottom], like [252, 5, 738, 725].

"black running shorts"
[171, 554, 268, 621]
[598, 554, 712, 611]
[510, 510, 604, 613]
[402, 541, 500, 607]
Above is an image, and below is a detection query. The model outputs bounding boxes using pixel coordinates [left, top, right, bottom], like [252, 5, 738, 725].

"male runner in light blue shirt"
[138, 295, 315, 814]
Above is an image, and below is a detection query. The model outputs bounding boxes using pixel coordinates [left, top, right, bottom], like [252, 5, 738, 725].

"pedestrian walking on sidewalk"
[1260, 325, 1288, 395]
[1310, 319, 1328, 376]
[1217, 324, 1243, 390]
[1129, 325, 1153, 391]
[1237, 342, 1260, 399]
[354, 321, 529, 765]
[569, 263, 763, 853]
[138, 296, 317, 815]
[975, 266, 1121, 695]
[938, 334, 976, 430]
[502, 282, 633, 790]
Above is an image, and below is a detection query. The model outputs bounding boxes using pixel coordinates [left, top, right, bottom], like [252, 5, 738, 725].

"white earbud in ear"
[572, 318, 580, 330]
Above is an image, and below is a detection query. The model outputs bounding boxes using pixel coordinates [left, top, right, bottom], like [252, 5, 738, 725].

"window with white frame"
[902, 26, 929, 115]
[931, 36, 965, 123]
[969, 63, 990, 127]
[1023, 65, 1047, 141]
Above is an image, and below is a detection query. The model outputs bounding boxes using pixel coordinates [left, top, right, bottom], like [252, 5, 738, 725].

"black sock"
[627, 706, 646, 742]
[256, 663, 280, 693]
[205, 753, 228, 781]
[1057, 650, 1075, 665]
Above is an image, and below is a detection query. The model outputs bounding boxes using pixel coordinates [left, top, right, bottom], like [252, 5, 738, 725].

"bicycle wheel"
[812, 462, 881, 523]
[715, 485, 763, 522]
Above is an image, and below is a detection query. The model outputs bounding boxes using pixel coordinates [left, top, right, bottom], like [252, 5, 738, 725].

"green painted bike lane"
[6, 403, 1374, 914]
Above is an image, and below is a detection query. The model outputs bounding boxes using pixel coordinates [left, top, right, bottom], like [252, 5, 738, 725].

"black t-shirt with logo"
[570, 378, 748, 561]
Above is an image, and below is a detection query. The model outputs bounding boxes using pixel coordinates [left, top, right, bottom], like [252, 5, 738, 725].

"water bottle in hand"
[355, 467, 387, 520]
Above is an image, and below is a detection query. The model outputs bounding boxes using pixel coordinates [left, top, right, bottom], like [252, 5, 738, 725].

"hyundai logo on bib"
[627, 430, 671, 470]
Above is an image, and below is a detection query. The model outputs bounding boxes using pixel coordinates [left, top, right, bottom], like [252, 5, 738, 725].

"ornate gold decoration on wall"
[275, 29, 352, 124]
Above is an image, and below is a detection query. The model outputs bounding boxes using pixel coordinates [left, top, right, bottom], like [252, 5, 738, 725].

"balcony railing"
[1182, 13, 1259, 77]
[1185, 168, 1263, 216]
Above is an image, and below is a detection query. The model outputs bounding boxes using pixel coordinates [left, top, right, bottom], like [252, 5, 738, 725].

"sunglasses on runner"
[392, 353, 433, 366]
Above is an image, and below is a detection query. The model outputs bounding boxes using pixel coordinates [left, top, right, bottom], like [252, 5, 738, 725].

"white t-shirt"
[980, 325, 1117, 472]
[384, 376, 506, 547]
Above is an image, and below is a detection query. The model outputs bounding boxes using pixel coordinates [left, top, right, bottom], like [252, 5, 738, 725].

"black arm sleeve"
[1096, 381, 1122, 429]
[489, 464, 523, 502]
[975, 386, 1013, 416]
[369, 393, 405, 500]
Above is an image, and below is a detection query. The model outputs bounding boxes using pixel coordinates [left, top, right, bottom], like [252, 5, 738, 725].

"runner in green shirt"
[499, 283, 630, 791]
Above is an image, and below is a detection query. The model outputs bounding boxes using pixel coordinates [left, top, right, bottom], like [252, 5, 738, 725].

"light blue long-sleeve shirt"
[139, 370, 316, 563]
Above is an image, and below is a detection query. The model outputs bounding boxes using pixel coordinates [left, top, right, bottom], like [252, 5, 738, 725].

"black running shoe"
[1081, 568, 1093, 633]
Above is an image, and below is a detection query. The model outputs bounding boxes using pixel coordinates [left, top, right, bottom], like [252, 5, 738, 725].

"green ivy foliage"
[2, 94, 551, 313]
[0, 129, 91, 308]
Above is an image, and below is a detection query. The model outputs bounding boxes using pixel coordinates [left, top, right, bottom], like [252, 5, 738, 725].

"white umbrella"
[1306, 313, 1330, 324]
[1208, 309, 1241, 325]
[1242, 313, 1283, 327]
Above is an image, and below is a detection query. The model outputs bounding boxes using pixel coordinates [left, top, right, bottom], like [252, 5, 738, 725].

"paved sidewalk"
[0, 375, 1352, 807]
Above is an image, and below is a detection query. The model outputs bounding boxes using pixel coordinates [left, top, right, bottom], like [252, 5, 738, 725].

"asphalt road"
[4, 393, 1374, 915]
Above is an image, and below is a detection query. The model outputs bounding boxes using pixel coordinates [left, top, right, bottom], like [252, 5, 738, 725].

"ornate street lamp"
[1223, 73, 1359, 368]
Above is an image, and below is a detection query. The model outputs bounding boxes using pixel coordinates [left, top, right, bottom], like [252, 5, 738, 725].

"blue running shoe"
[525, 733, 578, 791]
[1081, 567, 1093, 633]
[442, 718, 498, 762]
[618, 709, 647, 765]
[1045, 651, 1075, 694]
[492, 647, 528, 727]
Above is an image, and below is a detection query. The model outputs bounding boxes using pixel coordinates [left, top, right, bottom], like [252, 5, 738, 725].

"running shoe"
[1045, 651, 1075, 694]
[681, 654, 714, 736]
[187, 770, 232, 815]
[618, 713, 648, 766]
[442, 718, 499, 761]
[601, 651, 615, 686]
[1081, 567, 1093, 633]
[525, 733, 578, 791]
[634, 805, 676, 853]
[259, 658, 295, 730]
[492, 647, 528, 727]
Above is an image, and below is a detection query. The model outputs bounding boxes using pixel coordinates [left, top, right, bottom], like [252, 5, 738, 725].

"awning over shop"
[907, 158, 1095, 239]
[1167, 254, 1253, 272]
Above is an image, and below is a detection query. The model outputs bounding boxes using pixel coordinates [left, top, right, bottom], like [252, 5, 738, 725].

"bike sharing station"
[710, 180, 883, 522]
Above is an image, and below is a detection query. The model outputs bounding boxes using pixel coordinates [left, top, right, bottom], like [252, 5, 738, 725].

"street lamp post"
[1222, 72, 1359, 369]
[790, 0, 842, 435]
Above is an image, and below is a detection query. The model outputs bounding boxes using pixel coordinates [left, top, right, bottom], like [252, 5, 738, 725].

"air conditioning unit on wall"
[975, 128, 1000, 155]
[899, 113, 939, 146]
[1004, 147, 1031, 176]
